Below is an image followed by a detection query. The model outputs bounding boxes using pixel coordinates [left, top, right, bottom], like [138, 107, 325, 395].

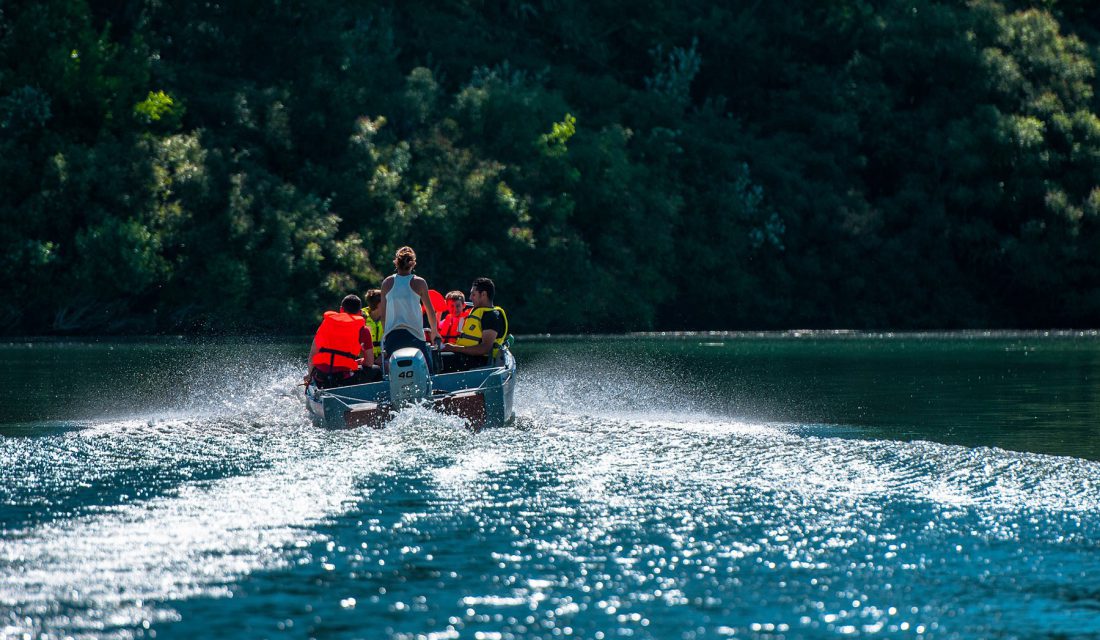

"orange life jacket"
[311, 311, 365, 370]
[439, 309, 468, 344]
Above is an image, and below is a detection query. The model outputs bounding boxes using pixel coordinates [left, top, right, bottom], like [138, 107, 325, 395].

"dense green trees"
[1, 0, 1097, 334]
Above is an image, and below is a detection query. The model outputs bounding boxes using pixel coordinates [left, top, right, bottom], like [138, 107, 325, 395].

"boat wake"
[3, 352, 1100, 639]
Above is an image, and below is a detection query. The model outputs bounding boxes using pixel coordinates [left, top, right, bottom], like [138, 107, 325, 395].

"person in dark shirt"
[478, 307, 505, 338]
[441, 277, 507, 372]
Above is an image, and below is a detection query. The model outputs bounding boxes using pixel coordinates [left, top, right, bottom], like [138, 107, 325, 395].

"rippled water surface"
[2, 333, 1099, 639]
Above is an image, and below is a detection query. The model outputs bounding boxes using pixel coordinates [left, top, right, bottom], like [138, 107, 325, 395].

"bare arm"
[444, 329, 497, 356]
[469, 329, 498, 356]
[304, 334, 320, 383]
[360, 327, 374, 368]
[307, 336, 319, 366]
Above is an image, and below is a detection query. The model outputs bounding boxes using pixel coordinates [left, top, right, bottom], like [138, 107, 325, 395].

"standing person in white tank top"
[377, 246, 441, 370]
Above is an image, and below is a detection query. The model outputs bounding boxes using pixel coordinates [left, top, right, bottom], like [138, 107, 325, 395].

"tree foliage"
[1, 0, 1098, 334]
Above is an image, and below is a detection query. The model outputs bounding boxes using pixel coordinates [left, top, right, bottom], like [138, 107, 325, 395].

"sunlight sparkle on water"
[2, 340, 1100, 638]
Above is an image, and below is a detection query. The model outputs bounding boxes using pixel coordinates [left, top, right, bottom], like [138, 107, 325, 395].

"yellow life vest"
[364, 313, 384, 358]
[455, 306, 509, 358]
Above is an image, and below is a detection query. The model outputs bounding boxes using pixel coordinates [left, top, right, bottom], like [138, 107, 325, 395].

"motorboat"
[304, 343, 516, 430]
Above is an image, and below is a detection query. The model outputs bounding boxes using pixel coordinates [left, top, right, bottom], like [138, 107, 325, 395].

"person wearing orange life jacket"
[305, 294, 382, 388]
[363, 288, 384, 360]
[438, 290, 468, 344]
[440, 277, 508, 372]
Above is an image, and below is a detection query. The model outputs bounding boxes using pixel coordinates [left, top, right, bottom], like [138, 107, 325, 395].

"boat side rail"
[430, 365, 500, 398]
[309, 381, 386, 405]
[310, 387, 361, 410]
[499, 347, 515, 387]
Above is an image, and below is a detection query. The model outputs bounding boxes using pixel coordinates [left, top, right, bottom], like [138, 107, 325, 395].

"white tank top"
[384, 274, 423, 339]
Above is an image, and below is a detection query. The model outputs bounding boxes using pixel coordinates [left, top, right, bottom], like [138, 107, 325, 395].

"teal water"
[1, 333, 1099, 639]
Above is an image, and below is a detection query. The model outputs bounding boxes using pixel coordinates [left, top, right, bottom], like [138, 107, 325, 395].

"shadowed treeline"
[2, 0, 1098, 334]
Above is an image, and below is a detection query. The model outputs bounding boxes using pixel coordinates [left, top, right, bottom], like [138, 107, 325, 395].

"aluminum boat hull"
[305, 348, 516, 430]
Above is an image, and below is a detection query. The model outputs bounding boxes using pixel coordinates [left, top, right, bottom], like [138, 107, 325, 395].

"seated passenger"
[306, 294, 382, 388]
[438, 290, 468, 344]
[441, 277, 508, 372]
[363, 288, 384, 361]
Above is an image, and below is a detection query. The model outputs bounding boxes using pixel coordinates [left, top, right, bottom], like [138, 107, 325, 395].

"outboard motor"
[388, 347, 431, 407]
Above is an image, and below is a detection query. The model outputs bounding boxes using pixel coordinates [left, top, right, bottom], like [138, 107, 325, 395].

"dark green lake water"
[2, 333, 1098, 639]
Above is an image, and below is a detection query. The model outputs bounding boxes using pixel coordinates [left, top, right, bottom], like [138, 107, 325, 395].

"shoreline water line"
[2, 328, 1099, 346]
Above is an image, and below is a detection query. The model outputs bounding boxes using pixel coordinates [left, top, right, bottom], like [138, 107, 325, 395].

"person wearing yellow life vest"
[441, 277, 508, 372]
[363, 288, 384, 359]
[305, 294, 382, 388]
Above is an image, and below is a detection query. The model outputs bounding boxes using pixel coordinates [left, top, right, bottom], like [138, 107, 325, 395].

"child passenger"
[438, 290, 468, 344]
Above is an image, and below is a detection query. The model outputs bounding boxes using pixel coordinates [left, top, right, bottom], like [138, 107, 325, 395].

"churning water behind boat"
[2, 335, 1099, 639]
